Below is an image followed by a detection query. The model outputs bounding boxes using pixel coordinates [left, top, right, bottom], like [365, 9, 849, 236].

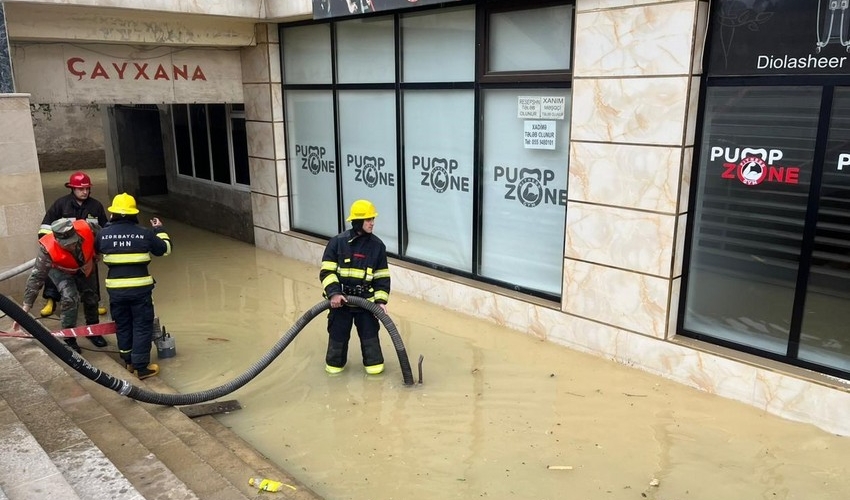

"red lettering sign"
[65, 57, 209, 82]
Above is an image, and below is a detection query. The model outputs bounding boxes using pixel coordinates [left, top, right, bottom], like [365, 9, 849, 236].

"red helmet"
[65, 171, 92, 189]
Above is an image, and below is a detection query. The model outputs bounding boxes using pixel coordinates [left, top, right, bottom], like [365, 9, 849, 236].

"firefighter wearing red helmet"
[37, 170, 110, 348]
[65, 171, 93, 189]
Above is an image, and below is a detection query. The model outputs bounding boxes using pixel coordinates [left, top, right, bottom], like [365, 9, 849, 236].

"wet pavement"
[33, 170, 850, 500]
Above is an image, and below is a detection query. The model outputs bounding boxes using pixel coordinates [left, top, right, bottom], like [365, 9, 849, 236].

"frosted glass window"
[403, 90, 474, 271]
[480, 89, 571, 295]
[489, 5, 573, 72]
[337, 16, 395, 84]
[338, 90, 399, 253]
[401, 7, 475, 82]
[282, 24, 332, 84]
[286, 90, 338, 236]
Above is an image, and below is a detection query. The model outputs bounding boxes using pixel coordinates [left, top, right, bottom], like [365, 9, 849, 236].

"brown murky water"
[31, 171, 850, 499]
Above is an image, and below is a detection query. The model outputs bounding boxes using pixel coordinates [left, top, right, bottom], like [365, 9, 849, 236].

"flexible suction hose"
[0, 293, 415, 406]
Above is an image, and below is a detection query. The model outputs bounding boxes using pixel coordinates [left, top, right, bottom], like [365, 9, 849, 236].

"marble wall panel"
[565, 203, 676, 277]
[692, 1, 709, 74]
[673, 213, 687, 277]
[571, 76, 690, 145]
[271, 83, 283, 122]
[568, 142, 682, 213]
[246, 121, 275, 160]
[241, 43, 270, 84]
[679, 147, 692, 213]
[244, 84, 272, 122]
[278, 196, 291, 232]
[684, 76, 701, 147]
[251, 192, 280, 232]
[574, 1, 696, 77]
[3, 0, 266, 19]
[753, 370, 850, 436]
[666, 277, 681, 340]
[563, 258, 669, 337]
[249, 157, 277, 196]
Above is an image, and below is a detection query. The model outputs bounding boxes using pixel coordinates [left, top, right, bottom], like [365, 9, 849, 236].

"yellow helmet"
[346, 199, 378, 221]
[108, 192, 139, 215]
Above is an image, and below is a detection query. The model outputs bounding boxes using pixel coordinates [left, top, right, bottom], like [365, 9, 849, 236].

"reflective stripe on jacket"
[320, 229, 390, 304]
[96, 218, 171, 290]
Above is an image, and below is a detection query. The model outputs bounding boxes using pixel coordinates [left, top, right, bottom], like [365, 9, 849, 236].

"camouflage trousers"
[47, 269, 99, 329]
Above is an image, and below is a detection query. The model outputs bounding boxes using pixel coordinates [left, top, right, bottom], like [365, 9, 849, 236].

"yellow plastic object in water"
[248, 477, 293, 492]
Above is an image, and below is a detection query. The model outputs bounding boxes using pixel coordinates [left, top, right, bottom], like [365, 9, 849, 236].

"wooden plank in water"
[179, 400, 242, 418]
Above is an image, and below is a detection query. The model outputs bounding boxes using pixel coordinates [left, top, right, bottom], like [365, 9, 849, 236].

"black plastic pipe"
[0, 293, 415, 406]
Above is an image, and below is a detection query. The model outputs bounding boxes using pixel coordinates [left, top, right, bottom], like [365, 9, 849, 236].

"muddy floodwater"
[38, 171, 850, 498]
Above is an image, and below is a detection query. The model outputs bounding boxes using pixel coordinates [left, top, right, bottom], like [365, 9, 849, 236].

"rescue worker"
[14, 218, 101, 353]
[38, 171, 110, 348]
[95, 193, 172, 380]
[320, 199, 390, 375]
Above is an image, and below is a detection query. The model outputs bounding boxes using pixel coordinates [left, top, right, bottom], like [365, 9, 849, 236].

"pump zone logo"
[494, 166, 566, 208]
[295, 145, 335, 175]
[712, 146, 800, 186]
[347, 155, 395, 188]
[411, 156, 470, 193]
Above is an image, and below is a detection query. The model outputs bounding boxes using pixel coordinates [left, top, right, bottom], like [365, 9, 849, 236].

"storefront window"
[401, 7, 475, 82]
[800, 87, 850, 371]
[488, 4, 572, 73]
[285, 90, 338, 236]
[281, 1, 572, 300]
[403, 90, 474, 271]
[282, 24, 332, 84]
[338, 90, 399, 252]
[684, 86, 820, 353]
[336, 16, 394, 84]
[480, 89, 570, 295]
[682, 0, 850, 378]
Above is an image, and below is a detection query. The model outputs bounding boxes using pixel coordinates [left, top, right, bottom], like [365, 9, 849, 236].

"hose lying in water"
[0, 293, 415, 406]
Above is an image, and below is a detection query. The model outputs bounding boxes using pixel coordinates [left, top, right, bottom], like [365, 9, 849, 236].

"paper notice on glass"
[523, 120, 556, 150]
[541, 96, 566, 120]
[518, 96, 541, 119]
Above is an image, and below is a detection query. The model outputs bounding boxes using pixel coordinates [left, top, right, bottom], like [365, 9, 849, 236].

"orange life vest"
[40, 219, 96, 276]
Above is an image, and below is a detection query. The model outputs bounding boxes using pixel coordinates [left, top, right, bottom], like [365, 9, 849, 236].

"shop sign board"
[708, 0, 850, 76]
[11, 43, 243, 104]
[313, 0, 461, 20]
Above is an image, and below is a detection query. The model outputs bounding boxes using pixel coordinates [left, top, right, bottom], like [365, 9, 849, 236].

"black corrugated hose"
[0, 293, 415, 406]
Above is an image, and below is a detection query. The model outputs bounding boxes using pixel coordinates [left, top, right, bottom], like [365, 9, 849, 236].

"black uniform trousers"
[108, 288, 155, 369]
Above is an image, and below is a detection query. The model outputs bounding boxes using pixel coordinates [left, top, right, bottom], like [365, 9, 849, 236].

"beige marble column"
[566, 0, 707, 340]
[0, 94, 45, 297]
[242, 24, 288, 237]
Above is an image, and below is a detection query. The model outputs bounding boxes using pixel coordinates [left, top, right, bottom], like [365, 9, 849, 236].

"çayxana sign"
[708, 0, 850, 76]
[313, 0, 461, 20]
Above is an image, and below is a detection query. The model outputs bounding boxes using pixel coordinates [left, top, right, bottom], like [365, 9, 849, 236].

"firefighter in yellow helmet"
[95, 193, 172, 380]
[319, 199, 391, 375]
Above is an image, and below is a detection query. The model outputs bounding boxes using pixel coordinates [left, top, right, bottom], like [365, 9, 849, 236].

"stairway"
[0, 338, 322, 500]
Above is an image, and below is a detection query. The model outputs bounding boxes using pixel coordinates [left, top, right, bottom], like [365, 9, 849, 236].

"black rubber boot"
[325, 340, 348, 374]
[64, 338, 81, 353]
[361, 337, 384, 375]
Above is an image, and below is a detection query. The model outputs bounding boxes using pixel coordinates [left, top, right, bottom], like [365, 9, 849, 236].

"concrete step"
[0, 338, 195, 500]
[0, 340, 138, 500]
[2, 336, 321, 500]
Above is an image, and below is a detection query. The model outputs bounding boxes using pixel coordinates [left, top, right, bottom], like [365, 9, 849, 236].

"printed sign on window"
[523, 120, 556, 150]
